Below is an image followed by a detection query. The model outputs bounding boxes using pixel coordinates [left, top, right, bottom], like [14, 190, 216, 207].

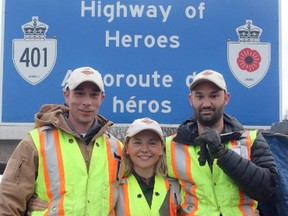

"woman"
[115, 117, 180, 215]
[26, 117, 180, 216]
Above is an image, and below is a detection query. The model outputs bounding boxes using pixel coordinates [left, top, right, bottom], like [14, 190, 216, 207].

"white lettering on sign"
[185, 2, 205, 19]
[103, 71, 173, 88]
[80, 1, 206, 49]
[62, 69, 197, 115]
[81, 1, 173, 23]
[113, 96, 171, 113]
[105, 31, 180, 48]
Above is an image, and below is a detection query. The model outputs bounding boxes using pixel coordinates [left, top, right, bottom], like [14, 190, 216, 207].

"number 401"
[20, 47, 47, 67]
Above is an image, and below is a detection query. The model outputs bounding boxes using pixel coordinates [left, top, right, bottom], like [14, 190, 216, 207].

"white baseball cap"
[65, 66, 105, 92]
[125, 118, 164, 142]
[189, 69, 227, 92]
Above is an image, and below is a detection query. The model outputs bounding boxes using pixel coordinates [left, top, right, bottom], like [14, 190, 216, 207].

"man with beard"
[165, 69, 278, 216]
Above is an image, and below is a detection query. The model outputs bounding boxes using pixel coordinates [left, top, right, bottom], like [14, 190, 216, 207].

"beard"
[193, 105, 224, 127]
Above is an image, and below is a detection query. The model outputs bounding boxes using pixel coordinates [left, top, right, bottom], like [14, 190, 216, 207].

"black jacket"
[173, 113, 278, 201]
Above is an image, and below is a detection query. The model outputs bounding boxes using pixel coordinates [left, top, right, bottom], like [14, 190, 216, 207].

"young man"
[0, 66, 123, 215]
[165, 69, 278, 216]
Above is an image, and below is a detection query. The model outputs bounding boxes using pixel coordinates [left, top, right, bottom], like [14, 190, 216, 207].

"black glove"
[195, 127, 228, 160]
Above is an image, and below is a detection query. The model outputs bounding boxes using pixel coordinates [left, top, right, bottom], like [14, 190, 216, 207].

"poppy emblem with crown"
[227, 20, 270, 88]
[12, 16, 57, 85]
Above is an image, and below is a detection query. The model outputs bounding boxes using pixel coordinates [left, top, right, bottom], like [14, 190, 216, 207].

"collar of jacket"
[64, 112, 114, 144]
[172, 113, 244, 146]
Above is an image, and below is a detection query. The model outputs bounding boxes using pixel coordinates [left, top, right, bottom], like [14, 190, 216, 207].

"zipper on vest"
[114, 152, 122, 181]
[85, 144, 90, 173]
[211, 161, 221, 215]
[208, 156, 213, 172]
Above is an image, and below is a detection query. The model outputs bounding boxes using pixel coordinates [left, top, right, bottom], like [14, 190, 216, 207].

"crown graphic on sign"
[236, 20, 262, 43]
[21, 16, 48, 40]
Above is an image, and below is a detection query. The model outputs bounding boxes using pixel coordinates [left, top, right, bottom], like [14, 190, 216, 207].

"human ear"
[224, 92, 231, 105]
[124, 143, 130, 155]
[63, 90, 70, 105]
[188, 93, 193, 106]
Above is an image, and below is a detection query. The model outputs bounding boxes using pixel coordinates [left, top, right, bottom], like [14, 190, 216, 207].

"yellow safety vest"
[115, 175, 180, 216]
[30, 126, 123, 216]
[165, 130, 258, 216]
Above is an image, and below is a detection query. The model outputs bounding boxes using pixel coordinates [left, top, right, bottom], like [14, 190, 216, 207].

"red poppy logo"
[237, 48, 261, 72]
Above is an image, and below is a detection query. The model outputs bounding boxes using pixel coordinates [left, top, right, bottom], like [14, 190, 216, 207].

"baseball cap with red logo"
[65, 66, 105, 92]
[189, 69, 227, 92]
[125, 118, 164, 142]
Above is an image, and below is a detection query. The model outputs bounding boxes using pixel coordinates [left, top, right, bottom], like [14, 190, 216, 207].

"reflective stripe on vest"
[167, 177, 181, 216]
[116, 175, 180, 216]
[31, 126, 123, 216]
[165, 130, 257, 216]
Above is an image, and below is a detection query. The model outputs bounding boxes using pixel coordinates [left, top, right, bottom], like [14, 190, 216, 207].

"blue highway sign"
[0, 0, 280, 126]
